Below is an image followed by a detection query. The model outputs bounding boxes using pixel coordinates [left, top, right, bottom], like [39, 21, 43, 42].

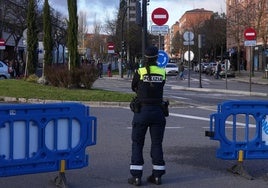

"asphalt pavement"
[92, 70, 268, 98]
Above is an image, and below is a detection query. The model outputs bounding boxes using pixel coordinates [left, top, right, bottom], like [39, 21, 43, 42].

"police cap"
[145, 46, 158, 58]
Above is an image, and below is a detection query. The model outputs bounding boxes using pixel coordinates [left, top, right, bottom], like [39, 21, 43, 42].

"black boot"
[128, 177, 141, 186]
[147, 175, 161, 185]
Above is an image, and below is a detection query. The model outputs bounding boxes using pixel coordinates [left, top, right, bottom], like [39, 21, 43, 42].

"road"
[1, 72, 268, 187]
[2, 106, 268, 187]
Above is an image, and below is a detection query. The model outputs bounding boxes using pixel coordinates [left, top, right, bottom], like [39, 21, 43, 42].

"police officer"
[128, 46, 166, 186]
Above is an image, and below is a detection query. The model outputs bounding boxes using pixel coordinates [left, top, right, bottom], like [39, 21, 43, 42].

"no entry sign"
[107, 42, 115, 54]
[151, 7, 169, 26]
[0, 38, 6, 50]
[244, 27, 256, 41]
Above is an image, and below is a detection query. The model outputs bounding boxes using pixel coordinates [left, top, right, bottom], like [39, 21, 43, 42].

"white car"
[165, 63, 178, 76]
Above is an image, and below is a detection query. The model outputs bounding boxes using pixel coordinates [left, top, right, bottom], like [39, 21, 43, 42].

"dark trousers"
[130, 106, 166, 178]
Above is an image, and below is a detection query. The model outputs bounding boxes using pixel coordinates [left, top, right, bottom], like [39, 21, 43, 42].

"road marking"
[170, 112, 256, 128]
[170, 113, 209, 121]
[127, 127, 183, 129]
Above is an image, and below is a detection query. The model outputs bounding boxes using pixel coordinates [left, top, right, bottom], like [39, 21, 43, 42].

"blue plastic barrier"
[0, 102, 97, 178]
[206, 100, 268, 160]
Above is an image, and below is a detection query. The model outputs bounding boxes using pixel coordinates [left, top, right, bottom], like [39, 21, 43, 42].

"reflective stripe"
[130, 165, 143, 170]
[153, 165, 166, 170]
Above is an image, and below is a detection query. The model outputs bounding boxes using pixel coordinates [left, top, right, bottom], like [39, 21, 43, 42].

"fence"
[0, 102, 97, 187]
[206, 100, 268, 179]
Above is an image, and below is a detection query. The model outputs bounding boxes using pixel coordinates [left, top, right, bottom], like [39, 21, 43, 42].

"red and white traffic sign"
[151, 7, 169, 26]
[0, 38, 6, 50]
[107, 42, 115, 54]
[107, 42, 114, 50]
[244, 27, 256, 41]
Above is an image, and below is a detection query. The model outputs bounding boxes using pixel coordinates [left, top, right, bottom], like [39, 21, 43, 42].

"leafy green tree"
[67, 0, 79, 68]
[26, 0, 38, 75]
[43, 0, 53, 75]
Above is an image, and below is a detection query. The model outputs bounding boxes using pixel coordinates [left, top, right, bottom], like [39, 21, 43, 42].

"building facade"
[226, 0, 268, 71]
[166, 8, 213, 59]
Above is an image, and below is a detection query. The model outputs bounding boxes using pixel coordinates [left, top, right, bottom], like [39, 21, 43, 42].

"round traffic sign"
[157, 50, 169, 67]
[183, 31, 194, 41]
[184, 51, 194, 61]
[107, 42, 115, 50]
[244, 27, 256, 40]
[151, 7, 169, 26]
[0, 38, 5, 46]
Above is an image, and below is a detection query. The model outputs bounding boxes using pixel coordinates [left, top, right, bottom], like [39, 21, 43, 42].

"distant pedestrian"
[215, 61, 221, 79]
[178, 62, 185, 80]
[97, 59, 103, 78]
[107, 63, 112, 77]
[127, 60, 134, 78]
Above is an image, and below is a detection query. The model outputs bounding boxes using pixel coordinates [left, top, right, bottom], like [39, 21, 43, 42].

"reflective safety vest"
[138, 66, 166, 81]
[136, 66, 165, 104]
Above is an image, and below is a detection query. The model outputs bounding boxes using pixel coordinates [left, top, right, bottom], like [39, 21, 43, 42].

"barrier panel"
[0, 102, 97, 186]
[205, 100, 268, 179]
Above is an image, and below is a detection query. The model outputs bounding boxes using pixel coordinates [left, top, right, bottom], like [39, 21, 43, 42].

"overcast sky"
[49, 0, 226, 32]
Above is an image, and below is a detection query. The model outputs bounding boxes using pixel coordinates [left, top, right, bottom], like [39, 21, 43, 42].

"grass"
[0, 79, 134, 102]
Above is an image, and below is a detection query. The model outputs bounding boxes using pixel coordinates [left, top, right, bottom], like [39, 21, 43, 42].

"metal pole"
[249, 46, 252, 92]
[158, 34, 161, 50]
[187, 32, 190, 87]
[142, 0, 147, 60]
[121, 6, 129, 78]
[198, 34, 202, 88]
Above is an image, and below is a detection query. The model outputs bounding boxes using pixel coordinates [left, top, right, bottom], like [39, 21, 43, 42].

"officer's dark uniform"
[128, 46, 166, 186]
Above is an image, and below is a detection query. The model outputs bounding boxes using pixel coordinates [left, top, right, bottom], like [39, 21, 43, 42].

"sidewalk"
[234, 70, 268, 85]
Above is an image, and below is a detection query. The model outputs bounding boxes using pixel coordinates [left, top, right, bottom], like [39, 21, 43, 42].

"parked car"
[0, 61, 11, 79]
[165, 63, 178, 76]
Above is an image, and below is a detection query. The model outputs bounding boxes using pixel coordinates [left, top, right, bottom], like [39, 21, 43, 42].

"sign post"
[0, 38, 6, 50]
[244, 27, 257, 92]
[151, 8, 169, 50]
[107, 42, 115, 54]
[183, 31, 194, 87]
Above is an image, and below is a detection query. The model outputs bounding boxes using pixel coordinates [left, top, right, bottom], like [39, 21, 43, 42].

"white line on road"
[127, 127, 183, 129]
[170, 112, 255, 128]
[170, 113, 209, 121]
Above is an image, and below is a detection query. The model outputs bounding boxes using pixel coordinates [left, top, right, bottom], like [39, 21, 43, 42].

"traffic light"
[121, 41, 126, 50]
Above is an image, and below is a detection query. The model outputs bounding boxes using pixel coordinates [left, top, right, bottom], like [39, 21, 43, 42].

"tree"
[200, 12, 226, 61]
[227, 1, 256, 71]
[43, 0, 53, 75]
[67, 0, 79, 68]
[78, 11, 88, 50]
[26, 0, 39, 75]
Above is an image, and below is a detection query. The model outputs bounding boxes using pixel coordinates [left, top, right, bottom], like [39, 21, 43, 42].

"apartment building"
[166, 8, 213, 58]
[165, 22, 180, 57]
[226, 0, 268, 71]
